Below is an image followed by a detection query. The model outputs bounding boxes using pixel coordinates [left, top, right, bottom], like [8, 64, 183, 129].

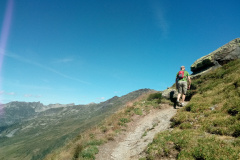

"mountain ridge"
[43, 38, 240, 160]
[2, 37, 240, 160]
[0, 88, 154, 160]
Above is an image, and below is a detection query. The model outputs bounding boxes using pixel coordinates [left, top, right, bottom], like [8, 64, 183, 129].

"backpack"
[178, 71, 185, 79]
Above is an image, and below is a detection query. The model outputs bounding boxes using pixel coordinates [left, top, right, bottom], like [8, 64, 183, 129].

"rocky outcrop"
[162, 88, 178, 100]
[191, 38, 240, 75]
[162, 38, 240, 101]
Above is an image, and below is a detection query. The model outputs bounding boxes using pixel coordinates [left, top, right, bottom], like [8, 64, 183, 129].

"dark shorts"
[178, 81, 187, 95]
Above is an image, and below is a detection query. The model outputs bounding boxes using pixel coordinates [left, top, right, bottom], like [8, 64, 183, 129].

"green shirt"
[176, 70, 190, 82]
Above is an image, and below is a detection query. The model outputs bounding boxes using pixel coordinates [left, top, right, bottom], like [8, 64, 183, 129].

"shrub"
[228, 107, 239, 116]
[125, 106, 134, 113]
[185, 103, 193, 112]
[185, 90, 197, 101]
[80, 145, 99, 159]
[100, 126, 108, 133]
[236, 114, 240, 120]
[170, 112, 188, 128]
[73, 144, 83, 159]
[233, 79, 240, 88]
[89, 133, 95, 139]
[86, 140, 104, 146]
[134, 108, 143, 115]
[147, 92, 162, 104]
[179, 122, 192, 129]
[225, 98, 240, 116]
[119, 118, 130, 123]
[106, 133, 114, 141]
[232, 125, 240, 137]
[118, 118, 130, 126]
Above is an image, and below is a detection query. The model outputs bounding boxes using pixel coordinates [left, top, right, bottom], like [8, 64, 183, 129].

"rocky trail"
[96, 104, 180, 160]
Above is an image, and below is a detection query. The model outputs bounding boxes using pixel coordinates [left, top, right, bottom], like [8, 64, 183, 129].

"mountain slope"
[44, 91, 166, 160]
[43, 38, 240, 160]
[144, 59, 240, 159]
[45, 61, 240, 160]
[96, 104, 176, 160]
[0, 89, 153, 160]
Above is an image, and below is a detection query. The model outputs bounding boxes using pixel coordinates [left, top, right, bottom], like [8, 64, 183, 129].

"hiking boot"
[176, 100, 181, 106]
[181, 102, 186, 107]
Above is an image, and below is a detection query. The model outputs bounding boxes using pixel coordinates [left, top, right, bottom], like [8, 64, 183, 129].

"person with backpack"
[176, 66, 191, 106]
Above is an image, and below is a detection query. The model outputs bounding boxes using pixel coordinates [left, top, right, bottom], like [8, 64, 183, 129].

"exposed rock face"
[163, 38, 240, 101]
[191, 38, 240, 75]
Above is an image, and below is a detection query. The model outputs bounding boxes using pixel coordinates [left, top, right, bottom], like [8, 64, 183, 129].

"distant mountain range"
[0, 88, 154, 160]
[44, 38, 240, 160]
[0, 102, 74, 128]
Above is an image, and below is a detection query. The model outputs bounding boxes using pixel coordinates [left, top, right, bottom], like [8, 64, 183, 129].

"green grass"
[1, 89, 154, 160]
[118, 118, 130, 126]
[80, 145, 99, 159]
[73, 139, 104, 160]
[44, 60, 240, 160]
[44, 91, 161, 160]
[146, 129, 240, 160]
[144, 59, 240, 159]
[147, 92, 162, 104]
[134, 108, 143, 115]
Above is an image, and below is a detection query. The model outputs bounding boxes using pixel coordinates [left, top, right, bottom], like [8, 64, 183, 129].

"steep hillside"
[33, 38, 240, 160]
[44, 47, 240, 160]
[144, 59, 240, 159]
[0, 89, 153, 160]
[44, 91, 168, 160]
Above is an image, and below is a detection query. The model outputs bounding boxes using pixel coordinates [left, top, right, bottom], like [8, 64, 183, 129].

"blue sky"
[0, 0, 239, 105]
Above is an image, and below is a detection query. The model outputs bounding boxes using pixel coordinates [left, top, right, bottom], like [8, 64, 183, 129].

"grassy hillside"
[44, 60, 240, 160]
[44, 91, 169, 160]
[143, 59, 240, 159]
[0, 89, 152, 160]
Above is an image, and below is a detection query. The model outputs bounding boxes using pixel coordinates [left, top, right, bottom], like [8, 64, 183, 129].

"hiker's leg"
[182, 94, 186, 102]
[182, 81, 188, 103]
[177, 93, 181, 101]
[177, 81, 182, 102]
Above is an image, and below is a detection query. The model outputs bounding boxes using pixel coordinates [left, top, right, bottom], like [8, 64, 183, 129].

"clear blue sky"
[0, 0, 239, 105]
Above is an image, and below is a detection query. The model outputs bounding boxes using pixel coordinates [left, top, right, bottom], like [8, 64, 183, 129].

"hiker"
[176, 66, 191, 106]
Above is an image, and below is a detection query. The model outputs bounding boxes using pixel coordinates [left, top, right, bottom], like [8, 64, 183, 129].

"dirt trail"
[96, 104, 178, 160]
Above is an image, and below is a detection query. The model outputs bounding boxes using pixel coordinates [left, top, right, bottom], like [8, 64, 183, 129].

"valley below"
[0, 89, 152, 160]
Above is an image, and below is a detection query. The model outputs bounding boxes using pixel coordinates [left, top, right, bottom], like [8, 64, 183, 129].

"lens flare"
[0, 0, 14, 116]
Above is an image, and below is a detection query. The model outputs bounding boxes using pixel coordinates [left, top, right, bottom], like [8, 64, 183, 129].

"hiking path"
[96, 104, 180, 160]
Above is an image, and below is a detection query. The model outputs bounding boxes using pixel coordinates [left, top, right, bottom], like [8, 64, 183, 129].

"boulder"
[191, 38, 240, 75]
[162, 88, 178, 100]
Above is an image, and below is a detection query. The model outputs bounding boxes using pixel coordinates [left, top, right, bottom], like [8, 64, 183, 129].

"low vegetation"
[0, 89, 153, 160]
[44, 91, 169, 160]
[147, 92, 162, 104]
[45, 60, 240, 160]
[144, 59, 240, 159]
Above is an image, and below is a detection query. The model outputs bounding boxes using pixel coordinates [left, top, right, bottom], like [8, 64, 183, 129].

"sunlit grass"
[144, 59, 240, 159]
[44, 91, 167, 160]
